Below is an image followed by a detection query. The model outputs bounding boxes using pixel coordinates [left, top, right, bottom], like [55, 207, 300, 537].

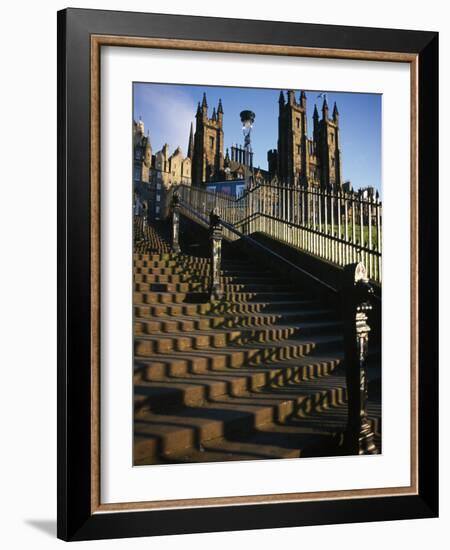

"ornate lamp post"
[240, 110, 255, 188]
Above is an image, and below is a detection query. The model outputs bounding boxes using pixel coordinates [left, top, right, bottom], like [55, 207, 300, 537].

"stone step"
[134, 351, 343, 383]
[133, 308, 335, 332]
[135, 391, 382, 465]
[134, 262, 260, 274]
[134, 373, 348, 462]
[134, 332, 342, 362]
[134, 256, 251, 267]
[134, 281, 295, 293]
[134, 266, 271, 277]
[132, 224, 381, 465]
[133, 290, 309, 305]
[134, 353, 343, 401]
[134, 321, 342, 349]
[156, 420, 346, 464]
[134, 273, 275, 284]
[134, 324, 341, 354]
[133, 299, 319, 317]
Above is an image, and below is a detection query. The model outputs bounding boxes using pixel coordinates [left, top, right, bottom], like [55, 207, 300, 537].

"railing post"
[209, 208, 223, 301]
[142, 208, 148, 243]
[342, 262, 377, 455]
[171, 191, 181, 253]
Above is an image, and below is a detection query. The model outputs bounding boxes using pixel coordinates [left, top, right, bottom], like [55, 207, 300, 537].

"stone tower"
[316, 98, 342, 189]
[277, 90, 310, 186]
[192, 94, 225, 185]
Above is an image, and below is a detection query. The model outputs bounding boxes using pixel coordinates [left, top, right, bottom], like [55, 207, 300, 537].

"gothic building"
[190, 90, 342, 190]
[133, 88, 347, 208]
[271, 90, 342, 189]
[191, 93, 269, 186]
[133, 118, 192, 189]
[133, 118, 192, 219]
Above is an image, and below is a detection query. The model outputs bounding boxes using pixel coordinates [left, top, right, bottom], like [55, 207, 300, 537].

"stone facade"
[133, 118, 192, 219]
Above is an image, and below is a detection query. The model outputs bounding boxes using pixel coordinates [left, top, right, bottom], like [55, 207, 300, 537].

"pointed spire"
[313, 104, 319, 119]
[322, 96, 329, 119]
[211, 107, 217, 121]
[187, 122, 194, 159]
[196, 101, 202, 117]
[332, 101, 339, 122]
[287, 90, 295, 105]
[217, 98, 223, 114]
[201, 92, 208, 109]
[278, 90, 285, 105]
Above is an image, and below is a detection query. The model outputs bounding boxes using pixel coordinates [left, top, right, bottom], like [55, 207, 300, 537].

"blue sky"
[133, 82, 381, 192]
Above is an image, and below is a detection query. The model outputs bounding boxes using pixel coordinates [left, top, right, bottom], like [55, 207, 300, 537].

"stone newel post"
[142, 203, 148, 242]
[171, 191, 181, 254]
[342, 262, 377, 455]
[209, 208, 223, 301]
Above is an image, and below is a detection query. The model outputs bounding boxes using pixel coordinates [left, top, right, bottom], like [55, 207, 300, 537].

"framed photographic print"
[57, 8, 439, 541]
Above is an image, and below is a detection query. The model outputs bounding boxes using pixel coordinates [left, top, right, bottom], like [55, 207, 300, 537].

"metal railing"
[175, 182, 382, 283]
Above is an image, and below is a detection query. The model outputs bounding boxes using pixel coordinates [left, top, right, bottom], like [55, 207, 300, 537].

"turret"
[313, 103, 319, 121]
[201, 92, 208, 117]
[144, 131, 152, 165]
[287, 90, 296, 105]
[217, 98, 223, 125]
[332, 101, 339, 124]
[313, 104, 319, 142]
[322, 96, 329, 120]
[300, 90, 307, 109]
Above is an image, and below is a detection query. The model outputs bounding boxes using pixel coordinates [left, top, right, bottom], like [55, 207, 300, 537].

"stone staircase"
[133, 221, 381, 465]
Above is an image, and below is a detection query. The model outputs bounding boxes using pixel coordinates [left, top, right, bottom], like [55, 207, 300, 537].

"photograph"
[52, 5, 438, 542]
[132, 83, 382, 466]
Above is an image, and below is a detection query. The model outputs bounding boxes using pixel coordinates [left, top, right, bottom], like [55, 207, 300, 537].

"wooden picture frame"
[57, 8, 438, 541]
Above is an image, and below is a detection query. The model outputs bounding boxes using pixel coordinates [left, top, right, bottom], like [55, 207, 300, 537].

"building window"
[297, 145, 301, 156]
[209, 136, 215, 149]
[134, 166, 141, 181]
[296, 117, 300, 128]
